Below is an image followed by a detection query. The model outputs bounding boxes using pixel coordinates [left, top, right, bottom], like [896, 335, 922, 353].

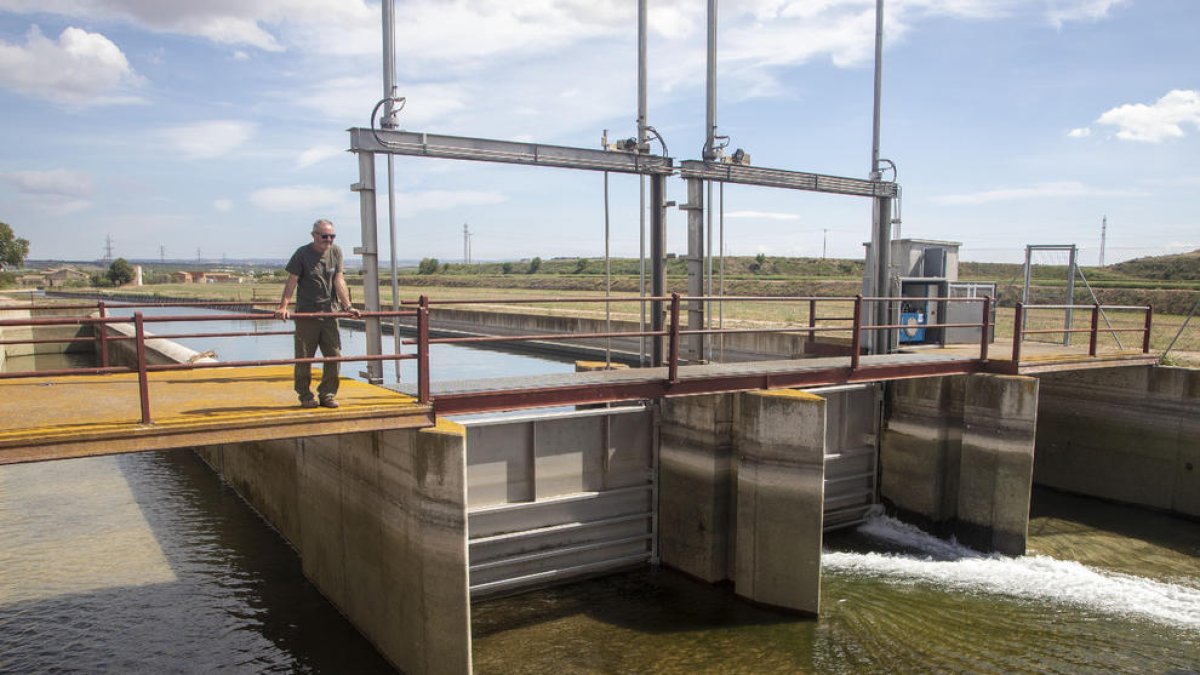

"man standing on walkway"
[275, 218, 360, 408]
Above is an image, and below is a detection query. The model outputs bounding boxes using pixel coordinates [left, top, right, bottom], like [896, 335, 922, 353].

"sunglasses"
[316, 233, 336, 241]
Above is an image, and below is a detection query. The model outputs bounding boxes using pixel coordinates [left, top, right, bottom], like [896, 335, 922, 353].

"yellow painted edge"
[422, 417, 465, 437]
[753, 389, 825, 402]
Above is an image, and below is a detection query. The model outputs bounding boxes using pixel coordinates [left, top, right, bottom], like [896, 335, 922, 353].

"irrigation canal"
[1, 306, 1197, 673]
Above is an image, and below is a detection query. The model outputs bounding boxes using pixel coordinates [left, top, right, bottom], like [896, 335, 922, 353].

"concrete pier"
[659, 390, 826, 614]
[198, 422, 472, 675]
[659, 393, 736, 583]
[881, 374, 1038, 555]
[734, 390, 825, 614]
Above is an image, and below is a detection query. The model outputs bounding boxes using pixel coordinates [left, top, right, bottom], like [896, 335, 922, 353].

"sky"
[0, 0, 1196, 266]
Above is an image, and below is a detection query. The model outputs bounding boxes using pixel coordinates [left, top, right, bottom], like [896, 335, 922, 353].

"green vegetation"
[0, 221, 30, 269]
[1109, 249, 1200, 281]
[106, 258, 135, 286]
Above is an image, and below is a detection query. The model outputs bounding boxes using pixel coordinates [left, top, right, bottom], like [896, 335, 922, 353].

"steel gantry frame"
[353, 0, 901, 376]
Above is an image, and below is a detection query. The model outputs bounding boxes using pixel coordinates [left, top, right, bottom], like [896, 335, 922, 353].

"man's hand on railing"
[274, 307, 290, 320]
[347, 307, 361, 319]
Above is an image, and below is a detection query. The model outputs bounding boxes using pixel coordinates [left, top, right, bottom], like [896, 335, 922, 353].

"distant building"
[43, 267, 90, 287]
[203, 272, 243, 283]
[171, 271, 194, 283]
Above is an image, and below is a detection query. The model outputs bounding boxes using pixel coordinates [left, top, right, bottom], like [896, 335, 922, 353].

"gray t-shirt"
[286, 244, 343, 312]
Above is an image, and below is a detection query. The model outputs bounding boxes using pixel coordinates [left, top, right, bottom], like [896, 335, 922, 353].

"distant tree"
[107, 258, 135, 286]
[573, 258, 589, 274]
[0, 221, 30, 270]
[417, 257, 439, 275]
[441, 262, 451, 273]
[527, 256, 542, 274]
[750, 252, 768, 274]
[501, 262, 514, 274]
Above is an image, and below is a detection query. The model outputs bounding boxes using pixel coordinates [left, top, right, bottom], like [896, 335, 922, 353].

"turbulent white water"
[824, 514, 1200, 630]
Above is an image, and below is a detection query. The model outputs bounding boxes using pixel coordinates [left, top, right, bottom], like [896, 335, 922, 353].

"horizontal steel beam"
[678, 160, 897, 197]
[433, 358, 979, 415]
[349, 128, 674, 175]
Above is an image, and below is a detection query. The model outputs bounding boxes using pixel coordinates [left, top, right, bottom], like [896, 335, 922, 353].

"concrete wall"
[393, 307, 840, 364]
[102, 322, 219, 368]
[0, 300, 92, 369]
[881, 374, 1038, 555]
[1035, 365, 1200, 519]
[658, 390, 826, 615]
[198, 422, 472, 675]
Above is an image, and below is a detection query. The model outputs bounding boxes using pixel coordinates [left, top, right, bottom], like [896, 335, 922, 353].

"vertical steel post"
[980, 296, 991, 362]
[1012, 303, 1025, 365]
[97, 301, 109, 368]
[417, 295, 431, 404]
[870, 0, 884, 176]
[668, 293, 681, 384]
[650, 174, 666, 366]
[1143, 305, 1153, 354]
[1089, 303, 1100, 356]
[850, 295, 863, 370]
[134, 311, 151, 424]
[637, 0, 647, 148]
[704, 0, 718, 159]
[685, 177, 705, 362]
[807, 298, 817, 351]
[871, 196, 893, 353]
[356, 150, 384, 383]
[637, 0, 648, 367]
[1065, 245, 1077, 346]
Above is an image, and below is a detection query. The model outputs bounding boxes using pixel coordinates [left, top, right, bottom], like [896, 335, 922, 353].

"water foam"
[825, 515, 1200, 630]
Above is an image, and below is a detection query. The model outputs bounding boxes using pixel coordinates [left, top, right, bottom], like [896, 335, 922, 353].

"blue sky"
[0, 0, 1196, 265]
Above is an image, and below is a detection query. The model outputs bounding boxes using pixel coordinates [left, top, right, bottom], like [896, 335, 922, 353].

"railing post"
[1089, 303, 1100, 357]
[417, 295, 431, 405]
[807, 298, 817, 351]
[980, 296, 991, 362]
[97, 301, 109, 368]
[134, 311, 151, 424]
[667, 293, 681, 384]
[1012, 302, 1024, 365]
[1143, 305, 1153, 354]
[850, 295, 862, 370]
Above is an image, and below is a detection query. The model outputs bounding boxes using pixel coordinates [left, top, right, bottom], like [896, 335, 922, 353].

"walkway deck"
[405, 344, 1157, 414]
[0, 343, 1156, 462]
[0, 365, 433, 465]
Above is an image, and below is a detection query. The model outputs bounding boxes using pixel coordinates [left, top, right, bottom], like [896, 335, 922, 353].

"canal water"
[2, 306, 1198, 673]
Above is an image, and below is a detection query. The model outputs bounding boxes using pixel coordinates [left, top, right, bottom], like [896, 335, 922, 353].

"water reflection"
[0, 451, 395, 674]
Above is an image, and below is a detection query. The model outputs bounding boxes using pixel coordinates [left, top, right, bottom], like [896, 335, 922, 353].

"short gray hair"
[311, 218, 333, 232]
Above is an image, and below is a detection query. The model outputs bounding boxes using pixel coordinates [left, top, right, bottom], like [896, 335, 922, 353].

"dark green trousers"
[293, 317, 341, 401]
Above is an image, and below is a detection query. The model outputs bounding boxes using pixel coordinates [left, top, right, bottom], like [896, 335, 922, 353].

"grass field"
[44, 280, 1199, 366]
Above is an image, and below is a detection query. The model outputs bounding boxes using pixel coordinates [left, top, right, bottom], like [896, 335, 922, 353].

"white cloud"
[296, 144, 344, 168]
[1, 169, 94, 198]
[0, 25, 142, 105]
[1095, 89, 1200, 143]
[0, 1, 375, 55]
[1046, 0, 1128, 28]
[932, 181, 1148, 205]
[1067, 127, 1091, 138]
[213, 198, 233, 212]
[725, 210, 800, 221]
[250, 185, 349, 213]
[158, 120, 256, 159]
[1, 169, 94, 214]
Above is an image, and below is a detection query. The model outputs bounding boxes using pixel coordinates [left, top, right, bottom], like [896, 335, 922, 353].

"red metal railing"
[1011, 302, 1153, 358]
[0, 303, 420, 424]
[1, 294, 1155, 422]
